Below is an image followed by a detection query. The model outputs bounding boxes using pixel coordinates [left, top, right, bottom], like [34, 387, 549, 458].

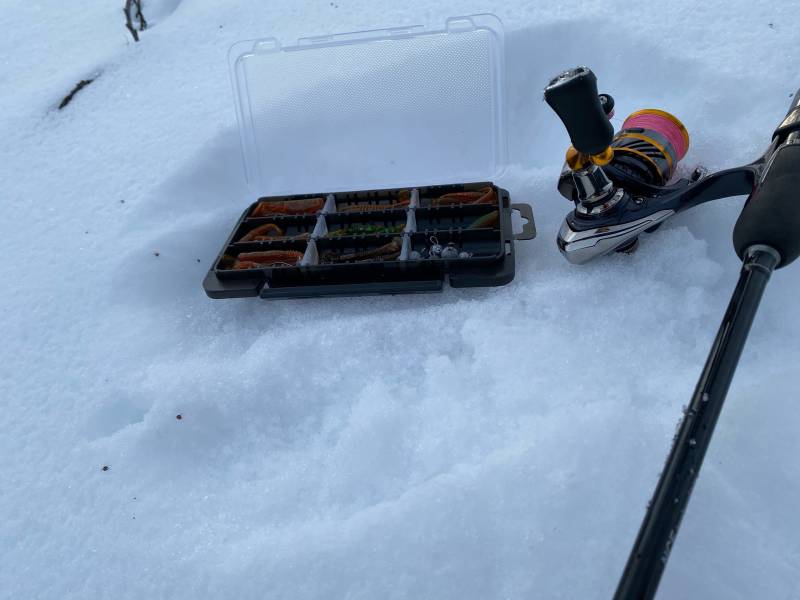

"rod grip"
[733, 143, 800, 268]
[544, 67, 614, 156]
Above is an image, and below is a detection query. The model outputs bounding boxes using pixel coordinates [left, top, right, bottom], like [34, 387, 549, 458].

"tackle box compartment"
[204, 14, 537, 300]
[203, 182, 535, 299]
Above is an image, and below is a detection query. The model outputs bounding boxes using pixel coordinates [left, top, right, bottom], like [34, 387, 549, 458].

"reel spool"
[612, 109, 690, 186]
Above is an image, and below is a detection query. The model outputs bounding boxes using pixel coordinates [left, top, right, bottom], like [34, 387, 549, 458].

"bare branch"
[123, 0, 147, 41]
[58, 79, 95, 110]
[135, 0, 148, 30]
[123, 1, 139, 41]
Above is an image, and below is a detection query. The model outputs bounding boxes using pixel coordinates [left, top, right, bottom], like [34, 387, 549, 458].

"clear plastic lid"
[229, 14, 506, 195]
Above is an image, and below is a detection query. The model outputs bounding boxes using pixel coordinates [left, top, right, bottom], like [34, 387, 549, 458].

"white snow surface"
[2, 1, 800, 599]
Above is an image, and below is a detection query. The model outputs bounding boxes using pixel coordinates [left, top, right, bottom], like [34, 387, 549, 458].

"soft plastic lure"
[238, 223, 310, 242]
[467, 210, 500, 229]
[326, 223, 404, 237]
[432, 186, 495, 207]
[232, 250, 304, 269]
[322, 237, 402, 263]
[251, 197, 325, 217]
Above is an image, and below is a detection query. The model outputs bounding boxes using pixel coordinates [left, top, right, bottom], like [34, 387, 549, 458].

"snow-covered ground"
[2, 1, 799, 598]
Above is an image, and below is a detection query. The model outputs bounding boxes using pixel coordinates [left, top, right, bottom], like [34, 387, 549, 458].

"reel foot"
[616, 237, 640, 254]
[645, 223, 663, 234]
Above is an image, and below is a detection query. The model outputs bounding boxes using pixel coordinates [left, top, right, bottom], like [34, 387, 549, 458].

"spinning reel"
[544, 66, 800, 264]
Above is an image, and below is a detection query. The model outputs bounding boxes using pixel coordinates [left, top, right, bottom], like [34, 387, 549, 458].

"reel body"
[544, 67, 795, 264]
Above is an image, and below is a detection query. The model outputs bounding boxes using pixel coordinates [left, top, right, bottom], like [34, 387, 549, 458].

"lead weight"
[440, 244, 459, 259]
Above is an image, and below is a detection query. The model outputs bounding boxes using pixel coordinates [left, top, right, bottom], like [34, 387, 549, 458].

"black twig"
[124, 4, 139, 41]
[58, 79, 95, 110]
[135, 0, 148, 30]
[124, 0, 147, 42]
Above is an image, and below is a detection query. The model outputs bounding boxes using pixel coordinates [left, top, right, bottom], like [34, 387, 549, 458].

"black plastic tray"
[203, 182, 535, 299]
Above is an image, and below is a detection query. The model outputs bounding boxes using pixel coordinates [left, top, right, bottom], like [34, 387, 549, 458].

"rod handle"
[733, 142, 800, 268]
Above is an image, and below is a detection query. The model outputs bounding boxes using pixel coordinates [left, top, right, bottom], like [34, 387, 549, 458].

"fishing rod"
[544, 67, 800, 599]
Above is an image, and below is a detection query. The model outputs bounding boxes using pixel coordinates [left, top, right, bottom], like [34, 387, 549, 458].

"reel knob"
[544, 66, 615, 158]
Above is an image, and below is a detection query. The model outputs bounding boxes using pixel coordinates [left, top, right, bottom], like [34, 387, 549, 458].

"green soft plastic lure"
[327, 223, 405, 237]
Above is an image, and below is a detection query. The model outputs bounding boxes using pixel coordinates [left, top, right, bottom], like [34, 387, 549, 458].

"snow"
[1, 1, 799, 599]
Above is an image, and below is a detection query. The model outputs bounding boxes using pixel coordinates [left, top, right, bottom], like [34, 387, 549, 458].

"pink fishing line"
[623, 112, 689, 160]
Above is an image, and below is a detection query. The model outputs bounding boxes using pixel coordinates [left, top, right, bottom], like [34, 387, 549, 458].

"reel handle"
[733, 140, 800, 268]
[544, 67, 615, 157]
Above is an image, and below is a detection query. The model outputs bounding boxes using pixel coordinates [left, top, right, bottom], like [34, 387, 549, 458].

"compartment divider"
[404, 209, 417, 234]
[312, 215, 328, 238]
[399, 235, 411, 261]
[322, 193, 337, 214]
[409, 188, 419, 209]
[301, 240, 319, 266]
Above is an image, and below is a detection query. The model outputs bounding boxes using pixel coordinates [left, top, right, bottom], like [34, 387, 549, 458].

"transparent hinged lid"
[229, 14, 506, 195]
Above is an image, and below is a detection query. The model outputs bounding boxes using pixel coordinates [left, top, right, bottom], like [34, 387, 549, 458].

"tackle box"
[204, 14, 536, 300]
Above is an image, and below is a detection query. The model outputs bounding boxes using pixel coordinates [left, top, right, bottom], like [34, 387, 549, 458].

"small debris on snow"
[58, 78, 95, 110]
